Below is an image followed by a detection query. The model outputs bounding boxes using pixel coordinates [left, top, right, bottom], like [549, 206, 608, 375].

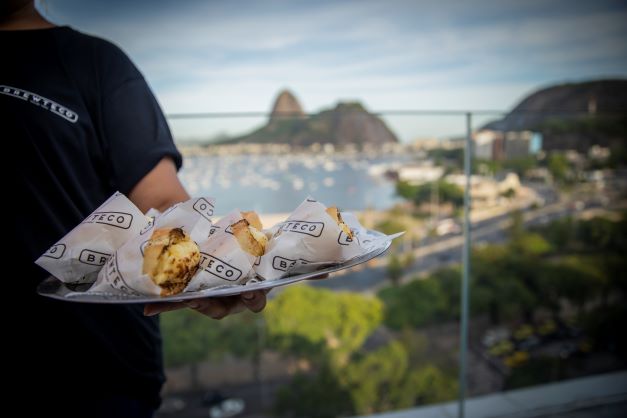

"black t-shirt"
[1, 26, 182, 409]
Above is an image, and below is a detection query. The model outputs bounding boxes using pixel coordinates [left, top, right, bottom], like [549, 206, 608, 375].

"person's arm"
[131, 157, 267, 317]
[96, 41, 266, 317]
[128, 157, 189, 213]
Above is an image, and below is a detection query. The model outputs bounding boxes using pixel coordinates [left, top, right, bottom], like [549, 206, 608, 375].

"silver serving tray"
[37, 236, 391, 304]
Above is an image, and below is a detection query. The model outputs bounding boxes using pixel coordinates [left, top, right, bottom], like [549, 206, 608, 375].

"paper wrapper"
[35, 192, 148, 284]
[255, 198, 400, 280]
[88, 197, 215, 296]
[184, 210, 257, 292]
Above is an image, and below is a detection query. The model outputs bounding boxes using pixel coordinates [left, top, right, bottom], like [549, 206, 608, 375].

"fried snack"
[241, 211, 263, 230]
[231, 215, 268, 257]
[142, 227, 200, 296]
[325, 206, 353, 239]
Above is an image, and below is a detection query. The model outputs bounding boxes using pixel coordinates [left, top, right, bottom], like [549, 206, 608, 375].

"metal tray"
[37, 237, 391, 304]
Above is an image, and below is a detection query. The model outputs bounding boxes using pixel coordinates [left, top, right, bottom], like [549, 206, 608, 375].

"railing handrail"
[165, 109, 626, 119]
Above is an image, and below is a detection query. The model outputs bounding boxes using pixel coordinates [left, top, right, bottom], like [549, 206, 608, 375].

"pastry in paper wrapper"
[142, 227, 201, 296]
[88, 197, 215, 296]
[35, 192, 148, 284]
[184, 210, 266, 292]
[255, 198, 364, 280]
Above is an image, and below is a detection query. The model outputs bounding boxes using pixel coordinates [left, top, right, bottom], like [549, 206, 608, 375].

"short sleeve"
[97, 42, 182, 195]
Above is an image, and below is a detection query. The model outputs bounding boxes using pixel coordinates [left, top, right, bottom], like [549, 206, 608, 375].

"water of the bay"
[179, 154, 409, 214]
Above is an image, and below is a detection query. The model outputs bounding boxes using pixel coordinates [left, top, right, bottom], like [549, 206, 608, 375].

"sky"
[40, 0, 627, 142]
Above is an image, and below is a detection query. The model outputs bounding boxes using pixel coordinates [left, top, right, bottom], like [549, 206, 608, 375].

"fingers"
[241, 290, 267, 313]
[185, 297, 242, 320]
[306, 273, 330, 281]
[144, 290, 269, 319]
[143, 301, 187, 316]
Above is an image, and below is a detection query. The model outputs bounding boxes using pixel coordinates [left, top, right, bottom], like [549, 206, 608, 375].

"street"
[310, 190, 601, 293]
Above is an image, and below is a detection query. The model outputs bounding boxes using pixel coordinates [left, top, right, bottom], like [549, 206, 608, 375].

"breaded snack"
[241, 210, 263, 231]
[142, 227, 200, 296]
[231, 214, 268, 257]
[325, 206, 353, 239]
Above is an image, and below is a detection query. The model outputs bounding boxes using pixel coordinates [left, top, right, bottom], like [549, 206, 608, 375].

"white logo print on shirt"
[0, 85, 78, 123]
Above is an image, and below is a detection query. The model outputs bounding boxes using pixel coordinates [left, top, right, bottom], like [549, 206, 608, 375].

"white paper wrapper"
[88, 197, 215, 296]
[35, 192, 148, 284]
[255, 197, 394, 280]
[184, 210, 257, 292]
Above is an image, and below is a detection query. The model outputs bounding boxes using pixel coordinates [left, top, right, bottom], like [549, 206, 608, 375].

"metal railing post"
[459, 112, 472, 418]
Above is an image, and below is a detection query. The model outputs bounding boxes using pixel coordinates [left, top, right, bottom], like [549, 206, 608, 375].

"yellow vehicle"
[504, 351, 530, 368]
[489, 340, 514, 357]
[538, 319, 557, 336]
[514, 324, 535, 341]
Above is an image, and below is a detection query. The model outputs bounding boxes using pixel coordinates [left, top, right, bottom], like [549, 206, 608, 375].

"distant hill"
[227, 90, 399, 146]
[270, 90, 305, 120]
[483, 79, 627, 151]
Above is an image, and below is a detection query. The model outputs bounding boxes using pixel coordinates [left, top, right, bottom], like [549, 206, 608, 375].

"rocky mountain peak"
[270, 89, 305, 119]
[228, 90, 399, 146]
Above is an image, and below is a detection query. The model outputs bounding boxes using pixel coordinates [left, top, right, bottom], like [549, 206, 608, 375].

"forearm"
[128, 157, 190, 213]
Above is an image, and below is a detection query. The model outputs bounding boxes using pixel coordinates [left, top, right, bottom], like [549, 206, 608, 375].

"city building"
[397, 164, 444, 185]
[445, 172, 521, 209]
[473, 129, 542, 160]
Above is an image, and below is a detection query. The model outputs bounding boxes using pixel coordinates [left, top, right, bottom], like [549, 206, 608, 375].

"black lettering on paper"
[199, 252, 242, 281]
[104, 254, 141, 296]
[78, 249, 111, 266]
[42, 243, 66, 259]
[82, 211, 133, 229]
[278, 220, 324, 237]
[338, 230, 354, 246]
[193, 198, 214, 221]
[272, 256, 312, 272]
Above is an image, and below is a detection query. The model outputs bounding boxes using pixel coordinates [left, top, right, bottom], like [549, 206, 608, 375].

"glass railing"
[156, 110, 627, 418]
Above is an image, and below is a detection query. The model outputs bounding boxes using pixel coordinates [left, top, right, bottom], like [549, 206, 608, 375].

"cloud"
[42, 0, 627, 141]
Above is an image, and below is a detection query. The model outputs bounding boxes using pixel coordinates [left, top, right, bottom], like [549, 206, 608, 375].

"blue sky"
[40, 0, 627, 142]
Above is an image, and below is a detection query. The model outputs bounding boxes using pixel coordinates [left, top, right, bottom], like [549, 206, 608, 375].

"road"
[310, 190, 601, 294]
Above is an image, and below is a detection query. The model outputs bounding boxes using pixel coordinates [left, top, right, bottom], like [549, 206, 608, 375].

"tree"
[160, 309, 222, 388]
[273, 365, 355, 418]
[511, 232, 552, 256]
[410, 364, 458, 405]
[264, 285, 383, 364]
[161, 309, 263, 387]
[503, 156, 538, 177]
[549, 256, 606, 318]
[508, 210, 525, 242]
[501, 187, 516, 199]
[342, 341, 457, 412]
[471, 245, 538, 324]
[395, 180, 463, 209]
[387, 253, 404, 286]
[396, 180, 418, 201]
[161, 309, 221, 367]
[536, 217, 575, 250]
[275, 341, 458, 417]
[342, 341, 414, 414]
[432, 267, 461, 318]
[378, 277, 449, 329]
[427, 147, 464, 168]
[546, 153, 569, 183]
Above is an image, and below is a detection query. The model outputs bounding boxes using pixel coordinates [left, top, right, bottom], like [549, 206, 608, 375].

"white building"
[474, 130, 503, 160]
[473, 129, 542, 160]
[445, 172, 521, 209]
[397, 165, 444, 185]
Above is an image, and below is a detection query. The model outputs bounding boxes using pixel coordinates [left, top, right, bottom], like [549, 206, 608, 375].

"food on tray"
[142, 227, 200, 296]
[231, 213, 268, 257]
[325, 206, 353, 239]
[241, 210, 263, 230]
[36, 192, 402, 300]
[254, 199, 367, 281]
